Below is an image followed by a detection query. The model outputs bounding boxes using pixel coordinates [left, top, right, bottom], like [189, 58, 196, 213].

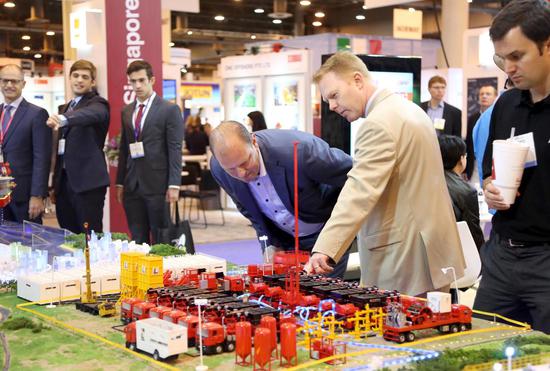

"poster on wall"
[273, 79, 298, 106]
[467, 77, 498, 119]
[224, 78, 262, 124]
[234, 83, 257, 107]
[264, 75, 304, 131]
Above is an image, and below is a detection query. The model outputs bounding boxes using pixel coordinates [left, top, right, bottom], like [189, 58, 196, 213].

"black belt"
[494, 233, 550, 248]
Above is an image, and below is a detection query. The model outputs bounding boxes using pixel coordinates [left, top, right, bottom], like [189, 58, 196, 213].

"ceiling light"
[312, 21, 322, 27]
[467, 0, 473, 2]
[22, 35, 31, 40]
[169, 42, 175, 47]
[34, 53, 42, 59]
[4, 2, 15, 8]
[272, 19, 282, 24]
[408, 7, 416, 12]
[250, 34, 257, 40]
[300, 0, 311, 5]
[187, 30, 193, 35]
[314, 12, 325, 18]
[46, 31, 55, 36]
[254, 8, 264, 13]
[356, 14, 366, 20]
[362, 5, 367, 10]
[23, 46, 30, 51]
[214, 15, 225, 21]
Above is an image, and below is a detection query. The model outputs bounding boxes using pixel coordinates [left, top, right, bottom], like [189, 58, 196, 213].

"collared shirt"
[132, 92, 156, 133]
[1, 95, 23, 115]
[473, 103, 495, 185]
[365, 87, 383, 115]
[482, 88, 550, 242]
[248, 149, 324, 238]
[59, 95, 84, 127]
[426, 101, 444, 122]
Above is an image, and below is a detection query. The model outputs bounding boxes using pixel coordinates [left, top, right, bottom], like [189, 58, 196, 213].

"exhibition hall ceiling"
[0, 0, 505, 72]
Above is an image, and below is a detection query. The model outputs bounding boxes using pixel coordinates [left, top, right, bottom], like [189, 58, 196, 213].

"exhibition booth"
[0, 1, 548, 370]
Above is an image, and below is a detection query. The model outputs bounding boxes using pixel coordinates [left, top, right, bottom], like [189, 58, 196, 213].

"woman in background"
[246, 110, 267, 132]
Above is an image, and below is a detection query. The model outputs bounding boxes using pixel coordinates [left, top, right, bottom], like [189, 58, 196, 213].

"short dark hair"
[70, 59, 96, 80]
[438, 135, 466, 170]
[490, 0, 550, 52]
[247, 111, 267, 132]
[428, 75, 446, 88]
[126, 60, 154, 79]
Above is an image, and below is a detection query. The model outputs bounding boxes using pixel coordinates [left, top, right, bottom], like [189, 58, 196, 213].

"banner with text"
[105, 0, 163, 233]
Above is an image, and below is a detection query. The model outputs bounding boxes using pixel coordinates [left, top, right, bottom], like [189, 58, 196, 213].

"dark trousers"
[123, 188, 169, 245]
[474, 233, 550, 334]
[56, 170, 106, 234]
[4, 200, 42, 224]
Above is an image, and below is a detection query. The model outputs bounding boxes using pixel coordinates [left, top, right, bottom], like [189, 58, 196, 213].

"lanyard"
[132, 95, 152, 141]
[0, 106, 16, 145]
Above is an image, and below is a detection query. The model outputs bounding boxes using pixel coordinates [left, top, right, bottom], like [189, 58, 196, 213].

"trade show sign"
[105, 0, 163, 232]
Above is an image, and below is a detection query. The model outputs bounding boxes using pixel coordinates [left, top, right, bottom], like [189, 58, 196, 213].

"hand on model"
[484, 181, 511, 211]
[304, 252, 334, 275]
[46, 115, 62, 131]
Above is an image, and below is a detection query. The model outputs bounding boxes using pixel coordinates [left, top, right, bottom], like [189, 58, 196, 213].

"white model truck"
[124, 317, 187, 360]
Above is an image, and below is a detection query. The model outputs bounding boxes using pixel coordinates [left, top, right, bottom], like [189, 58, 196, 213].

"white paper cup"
[492, 140, 529, 204]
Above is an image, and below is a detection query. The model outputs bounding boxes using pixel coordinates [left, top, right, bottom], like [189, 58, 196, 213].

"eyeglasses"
[0, 78, 23, 85]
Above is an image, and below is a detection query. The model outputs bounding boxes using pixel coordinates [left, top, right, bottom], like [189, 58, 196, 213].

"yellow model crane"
[75, 223, 116, 317]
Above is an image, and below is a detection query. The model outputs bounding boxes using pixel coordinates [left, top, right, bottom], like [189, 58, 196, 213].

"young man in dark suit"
[420, 75, 463, 138]
[47, 60, 110, 234]
[116, 60, 183, 244]
[0, 64, 51, 223]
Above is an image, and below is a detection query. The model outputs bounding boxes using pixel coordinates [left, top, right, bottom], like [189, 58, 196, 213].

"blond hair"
[313, 51, 370, 84]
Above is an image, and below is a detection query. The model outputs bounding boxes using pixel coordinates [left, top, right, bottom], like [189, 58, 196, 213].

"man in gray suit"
[209, 121, 353, 278]
[116, 60, 183, 244]
[306, 52, 465, 296]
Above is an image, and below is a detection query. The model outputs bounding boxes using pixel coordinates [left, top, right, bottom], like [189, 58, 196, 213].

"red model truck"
[383, 294, 472, 343]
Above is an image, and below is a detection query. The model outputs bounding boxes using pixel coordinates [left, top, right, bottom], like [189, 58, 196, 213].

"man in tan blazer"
[305, 52, 465, 296]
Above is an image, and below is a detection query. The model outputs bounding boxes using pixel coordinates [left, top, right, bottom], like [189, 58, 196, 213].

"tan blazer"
[312, 89, 465, 296]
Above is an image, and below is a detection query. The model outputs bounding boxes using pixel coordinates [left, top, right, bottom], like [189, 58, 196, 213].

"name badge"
[58, 139, 66, 155]
[433, 118, 446, 130]
[512, 132, 537, 168]
[130, 141, 145, 159]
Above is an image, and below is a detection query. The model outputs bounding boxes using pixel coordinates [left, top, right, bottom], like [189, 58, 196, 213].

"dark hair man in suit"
[420, 75, 463, 138]
[116, 60, 184, 244]
[0, 64, 51, 223]
[47, 59, 110, 233]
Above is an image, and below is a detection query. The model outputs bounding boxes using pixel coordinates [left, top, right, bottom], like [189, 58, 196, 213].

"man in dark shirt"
[474, 0, 550, 334]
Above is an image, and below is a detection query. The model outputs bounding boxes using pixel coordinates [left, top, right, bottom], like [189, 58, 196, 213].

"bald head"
[210, 121, 252, 158]
[210, 121, 261, 183]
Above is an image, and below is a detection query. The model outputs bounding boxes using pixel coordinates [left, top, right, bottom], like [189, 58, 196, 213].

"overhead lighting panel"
[214, 15, 225, 21]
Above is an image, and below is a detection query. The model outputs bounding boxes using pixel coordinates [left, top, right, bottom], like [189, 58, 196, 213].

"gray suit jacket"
[116, 94, 183, 195]
[313, 89, 465, 296]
